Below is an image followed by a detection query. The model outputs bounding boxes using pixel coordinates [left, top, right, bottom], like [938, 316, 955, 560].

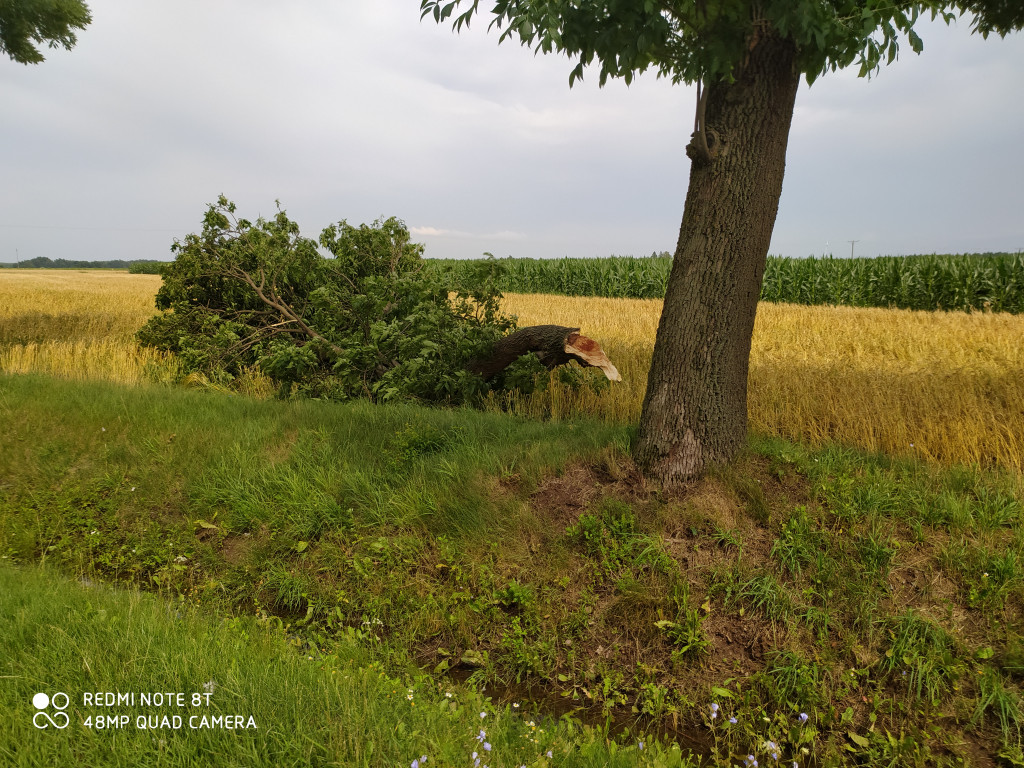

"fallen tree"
[469, 324, 620, 382]
[138, 198, 620, 403]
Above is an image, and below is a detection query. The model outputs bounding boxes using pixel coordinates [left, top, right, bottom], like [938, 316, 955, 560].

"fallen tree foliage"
[138, 198, 620, 404]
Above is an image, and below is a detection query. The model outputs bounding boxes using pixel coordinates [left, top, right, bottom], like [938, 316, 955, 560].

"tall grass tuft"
[2, 563, 671, 768]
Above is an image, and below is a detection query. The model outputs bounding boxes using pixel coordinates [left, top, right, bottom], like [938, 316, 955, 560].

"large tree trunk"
[634, 30, 801, 487]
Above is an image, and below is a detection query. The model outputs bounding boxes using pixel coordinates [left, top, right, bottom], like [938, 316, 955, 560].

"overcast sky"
[2, 1, 1022, 263]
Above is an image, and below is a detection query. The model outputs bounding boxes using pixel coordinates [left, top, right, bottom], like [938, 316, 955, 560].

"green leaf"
[848, 731, 870, 749]
[908, 29, 924, 54]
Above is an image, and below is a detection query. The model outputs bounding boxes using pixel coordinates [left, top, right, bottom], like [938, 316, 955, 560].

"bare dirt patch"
[220, 534, 253, 566]
[529, 463, 606, 526]
[496, 452, 821, 716]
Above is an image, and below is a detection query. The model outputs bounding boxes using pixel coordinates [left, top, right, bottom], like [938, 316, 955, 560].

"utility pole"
[848, 240, 859, 259]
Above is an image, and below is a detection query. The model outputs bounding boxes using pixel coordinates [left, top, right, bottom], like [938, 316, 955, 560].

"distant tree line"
[0, 256, 166, 272]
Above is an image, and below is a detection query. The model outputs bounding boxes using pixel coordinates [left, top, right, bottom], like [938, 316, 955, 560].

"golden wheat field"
[2, 269, 1023, 471]
[0, 270, 178, 385]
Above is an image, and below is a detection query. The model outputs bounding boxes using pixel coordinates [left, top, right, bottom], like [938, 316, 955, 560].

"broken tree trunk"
[469, 324, 621, 382]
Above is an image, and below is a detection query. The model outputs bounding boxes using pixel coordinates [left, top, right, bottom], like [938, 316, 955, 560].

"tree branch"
[224, 266, 343, 357]
[688, 78, 717, 164]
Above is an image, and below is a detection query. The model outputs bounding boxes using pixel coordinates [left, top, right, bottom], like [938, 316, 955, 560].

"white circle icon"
[32, 692, 69, 729]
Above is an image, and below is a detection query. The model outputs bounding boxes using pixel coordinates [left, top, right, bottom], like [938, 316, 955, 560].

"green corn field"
[427, 252, 1024, 312]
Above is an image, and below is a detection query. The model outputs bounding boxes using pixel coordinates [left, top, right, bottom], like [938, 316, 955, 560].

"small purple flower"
[729, 717, 738, 725]
[477, 730, 486, 742]
[746, 756, 759, 768]
[483, 743, 491, 752]
[799, 712, 809, 723]
[711, 702, 720, 719]
[546, 750, 553, 758]
[772, 753, 779, 761]
[638, 740, 644, 750]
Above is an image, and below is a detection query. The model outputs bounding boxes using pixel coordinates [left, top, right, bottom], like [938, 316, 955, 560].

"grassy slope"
[1, 374, 1023, 767]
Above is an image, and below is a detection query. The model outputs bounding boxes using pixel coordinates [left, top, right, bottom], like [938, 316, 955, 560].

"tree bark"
[634, 28, 801, 487]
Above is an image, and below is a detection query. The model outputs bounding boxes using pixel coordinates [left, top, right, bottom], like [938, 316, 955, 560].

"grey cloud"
[0, 3, 1020, 264]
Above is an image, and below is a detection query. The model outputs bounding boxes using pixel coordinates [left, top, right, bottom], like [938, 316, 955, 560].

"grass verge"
[2, 374, 1022, 766]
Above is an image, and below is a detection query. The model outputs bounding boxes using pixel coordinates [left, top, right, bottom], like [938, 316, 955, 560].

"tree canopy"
[0, 0, 92, 64]
[421, 0, 1021, 87]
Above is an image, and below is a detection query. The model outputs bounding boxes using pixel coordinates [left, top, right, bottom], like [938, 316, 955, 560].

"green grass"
[0, 563, 688, 768]
[0, 372, 626, 549]
[2, 374, 1023, 767]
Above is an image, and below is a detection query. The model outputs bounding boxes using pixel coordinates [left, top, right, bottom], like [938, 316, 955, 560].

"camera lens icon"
[32, 692, 70, 729]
